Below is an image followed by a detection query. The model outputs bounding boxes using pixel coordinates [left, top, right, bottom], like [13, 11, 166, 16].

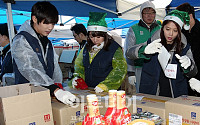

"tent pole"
[6, 3, 15, 44]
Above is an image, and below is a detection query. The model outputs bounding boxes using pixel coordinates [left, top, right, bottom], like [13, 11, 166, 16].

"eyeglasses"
[142, 12, 156, 15]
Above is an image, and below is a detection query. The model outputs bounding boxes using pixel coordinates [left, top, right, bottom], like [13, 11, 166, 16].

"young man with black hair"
[70, 23, 87, 55]
[11, 1, 76, 105]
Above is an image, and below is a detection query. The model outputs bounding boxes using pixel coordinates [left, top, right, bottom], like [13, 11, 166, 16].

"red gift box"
[75, 78, 88, 90]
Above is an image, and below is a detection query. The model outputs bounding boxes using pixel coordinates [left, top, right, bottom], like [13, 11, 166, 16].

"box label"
[137, 108, 142, 113]
[44, 114, 51, 122]
[191, 112, 196, 119]
[192, 103, 200, 106]
[29, 122, 36, 125]
[76, 111, 80, 117]
[169, 113, 182, 125]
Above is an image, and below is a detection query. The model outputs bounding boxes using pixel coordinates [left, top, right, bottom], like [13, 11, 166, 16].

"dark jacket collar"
[138, 19, 159, 32]
[80, 40, 87, 49]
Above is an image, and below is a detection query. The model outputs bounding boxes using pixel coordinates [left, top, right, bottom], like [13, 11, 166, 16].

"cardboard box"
[130, 93, 172, 125]
[51, 88, 110, 125]
[136, 93, 172, 102]
[100, 93, 171, 122]
[64, 87, 108, 103]
[0, 83, 53, 125]
[165, 95, 200, 125]
[54, 90, 170, 125]
[51, 99, 88, 125]
[51, 87, 108, 125]
[136, 100, 166, 124]
[51, 97, 108, 125]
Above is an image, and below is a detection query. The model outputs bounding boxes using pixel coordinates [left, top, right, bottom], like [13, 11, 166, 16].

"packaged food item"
[82, 94, 106, 125]
[75, 77, 88, 90]
[127, 119, 155, 125]
[131, 112, 163, 125]
[112, 90, 131, 125]
[104, 90, 117, 124]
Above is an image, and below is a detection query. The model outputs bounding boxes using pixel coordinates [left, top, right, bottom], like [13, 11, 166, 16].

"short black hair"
[31, 1, 58, 26]
[70, 23, 87, 36]
[176, 3, 195, 19]
[0, 23, 17, 38]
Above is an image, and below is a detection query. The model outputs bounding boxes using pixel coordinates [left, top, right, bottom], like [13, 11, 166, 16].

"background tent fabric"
[117, 0, 172, 20]
[0, 0, 118, 18]
[0, 8, 31, 29]
[0, 0, 138, 40]
[75, 17, 139, 30]
[0, 0, 121, 40]
[2, 0, 200, 41]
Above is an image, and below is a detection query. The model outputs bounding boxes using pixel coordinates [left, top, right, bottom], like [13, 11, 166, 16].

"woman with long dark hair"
[138, 10, 197, 98]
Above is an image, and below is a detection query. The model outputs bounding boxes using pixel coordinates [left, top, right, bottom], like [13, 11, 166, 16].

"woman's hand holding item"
[72, 77, 88, 89]
[144, 39, 162, 54]
[54, 89, 76, 105]
[72, 77, 78, 88]
[175, 54, 191, 69]
[94, 86, 104, 93]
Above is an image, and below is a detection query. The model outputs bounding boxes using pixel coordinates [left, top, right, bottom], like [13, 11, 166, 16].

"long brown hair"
[86, 31, 114, 51]
[160, 20, 183, 54]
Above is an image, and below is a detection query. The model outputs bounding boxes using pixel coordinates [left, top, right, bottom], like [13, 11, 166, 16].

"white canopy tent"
[117, 0, 172, 20]
[1, 0, 172, 41]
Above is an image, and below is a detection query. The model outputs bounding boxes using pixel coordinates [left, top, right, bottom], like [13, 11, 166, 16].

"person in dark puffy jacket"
[176, 3, 200, 96]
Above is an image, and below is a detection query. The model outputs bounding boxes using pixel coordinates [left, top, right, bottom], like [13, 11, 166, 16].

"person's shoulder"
[13, 33, 23, 41]
[156, 20, 162, 26]
[194, 19, 200, 29]
[195, 19, 200, 24]
[12, 31, 30, 45]
[109, 40, 121, 49]
[181, 32, 188, 48]
[151, 29, 161, 41]
[131, 23, 139, 28]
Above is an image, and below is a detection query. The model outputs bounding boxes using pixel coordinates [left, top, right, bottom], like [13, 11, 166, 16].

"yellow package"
[128, 119, 155, 125]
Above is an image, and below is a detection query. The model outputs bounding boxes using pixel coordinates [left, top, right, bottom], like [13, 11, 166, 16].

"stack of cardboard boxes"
[51, 89, 172, 125]
[1, 84, 200, 125]
[51, 89, 200, 125]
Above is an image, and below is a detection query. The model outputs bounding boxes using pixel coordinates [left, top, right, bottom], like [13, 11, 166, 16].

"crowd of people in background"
[1, 1, 200, 105]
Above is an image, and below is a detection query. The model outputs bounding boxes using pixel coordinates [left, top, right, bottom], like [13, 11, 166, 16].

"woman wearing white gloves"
[70, 12, 127, 93]
[138, 10, 197, 98]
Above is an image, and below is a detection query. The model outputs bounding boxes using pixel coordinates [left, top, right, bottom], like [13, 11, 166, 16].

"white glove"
[54, 89, 76, 105]
[144, 39, 162, 54]
[72, 77, 78, 88]
[175, 54, 191, 69]
[94, 86, 104, 93]
[189, 78, 200, 93]
[128, 76, 136, 85]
